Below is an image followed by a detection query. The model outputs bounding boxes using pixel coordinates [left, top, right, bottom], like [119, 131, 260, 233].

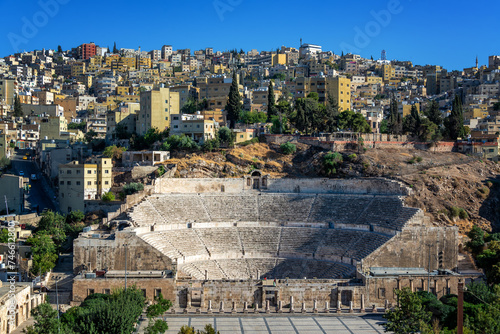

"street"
[10, 149, 57, 213]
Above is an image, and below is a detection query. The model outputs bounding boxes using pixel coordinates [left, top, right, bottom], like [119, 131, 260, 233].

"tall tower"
[300, 38, 303, 47]
[476, 56, 478, 68]
[381, 50, 387, 61]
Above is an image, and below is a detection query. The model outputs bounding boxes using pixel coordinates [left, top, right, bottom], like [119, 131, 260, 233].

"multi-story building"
[106, 102, 139, 141]
[136, 87, 180, 135]
[161, 45, 173, 60]
[58, 157, 113, 213]
[0, 79, 16, 106]
[289, 76, 352, 111]
[196, 75, 243, 110]
[489, 55, 500, 70]
[77, 43, 97, 60]
[169, 113, 216, 142]
[39, 116, 68, 140]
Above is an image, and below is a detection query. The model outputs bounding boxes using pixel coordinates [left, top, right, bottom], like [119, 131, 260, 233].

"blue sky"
[1, 0, 498, 71]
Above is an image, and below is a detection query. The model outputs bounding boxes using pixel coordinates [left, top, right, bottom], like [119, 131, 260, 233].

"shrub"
[448, 206, 460, 218]
[102, 192, 115, 202]
[459, 208, 469, 219]
[123, 182, 144, 195]
[237, 137, 259, 146]
[348, 153, 357, 161]
[157, 165, 165, 177]
[280, 142, 296, 155]
[416, 156, 423, 163]
[322, 152, 343, 177]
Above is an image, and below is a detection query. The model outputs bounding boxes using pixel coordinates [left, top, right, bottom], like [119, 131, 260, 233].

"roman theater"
[72, 172, 466, 312]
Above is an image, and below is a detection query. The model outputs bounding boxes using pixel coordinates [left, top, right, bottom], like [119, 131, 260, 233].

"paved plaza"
[161, 314, 388, 334]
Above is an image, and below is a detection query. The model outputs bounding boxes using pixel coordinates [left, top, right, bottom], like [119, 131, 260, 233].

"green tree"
[66, 210, 85, 224]
[466, 226, 485, 255]
[0, 229, 12, 243]
[181, 97, 198, 114]
[24, 302, 67, 334]
[324, 95, 340, 132]
[267, 80, 277, 121]
[218, 126, 234, 147]
[13, 94, 23, 117]
[322, 152, 343, 177]
[388, 95, 402, 134]
[123, 182, 144, 195]
[280, 142, 296, 155]
[57, 45, 63, 53]
[424, 100, 442, 128]
[102, 192, 115, 202]
[337, 110, 371, 133]
[145, 320, 169, 334]
[103, 145, 126, 160]
[383, 287, 432, 334]
[113, 42, 118, 54]
[26, 234, 58, 275]
[445, 95, 466, 140]
[84, 130, 98, 143]
[225, 72, 242, 128]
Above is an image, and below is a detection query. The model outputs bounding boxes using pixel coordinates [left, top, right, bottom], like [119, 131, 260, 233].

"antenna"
[381, 50, 387, 61]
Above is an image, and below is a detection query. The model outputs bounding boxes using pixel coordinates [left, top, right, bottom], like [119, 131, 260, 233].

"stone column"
[324, 301, 330, 313]
[372, 304, 377, 313]
[187, 292, 192, 309]
[278, 300, 283, 313]
[360, 295, 365, 313]
[243, 302, 248, 314]
[290, 296, 294, 313]
[410, 279, 414, 292]
[265, 300, 270, 314]
[232, 301, 237, 314]
[301, 302, 307, 313]
[254, 302, 259, 313]
[220, 301, 224, 313]
[257, 270, 261, 280]
[349, 301, 354, 313]
[434, 280, 438, 296]
[207, 300, 212, 314]
[313, 300, 318, 313]
[337, 300, 342, 313]
[385, 299, 389, 311]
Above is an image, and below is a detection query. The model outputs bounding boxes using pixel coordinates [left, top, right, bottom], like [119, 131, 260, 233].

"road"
[10, 149, 57, 213]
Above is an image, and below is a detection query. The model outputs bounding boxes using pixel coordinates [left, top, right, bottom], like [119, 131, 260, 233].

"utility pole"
[124, 244, 128, 290]
[4, 195, 8, 215]
[56, 277, 60, 334]
[457, 281, 464, 334]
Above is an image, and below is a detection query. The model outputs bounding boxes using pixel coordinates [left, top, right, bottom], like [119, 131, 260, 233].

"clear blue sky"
[1, 0, 498, 71]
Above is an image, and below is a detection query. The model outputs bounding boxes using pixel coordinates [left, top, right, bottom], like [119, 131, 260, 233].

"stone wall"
[154, 177, 410, 196]
[72, 277, 176, 303]
[73, 231, 174, 275]
[360, 225, 459, 273]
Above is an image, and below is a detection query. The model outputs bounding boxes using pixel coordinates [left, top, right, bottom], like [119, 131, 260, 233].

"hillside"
[162, 142, 500, 234]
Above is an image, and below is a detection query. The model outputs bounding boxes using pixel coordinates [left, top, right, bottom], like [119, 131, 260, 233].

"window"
[378, 288, 386, 299]
[87, 181, 91, 185]
[103, 289, 111, 295]
[61, 193, 64, 198]
[67, 170, 72, 174]
[76, 170, 80, 174]
[76, 181, 81, 186]
[88, 289, 95, 296]
[105, 181, 109, 185]
[141, 289, 147, 297]
[87, 170, 91, 174]
[67, 181, 71, 185]
[154, 289, 162, 297]
[105, 170, 109, 174]
[60, 181, 64, 185]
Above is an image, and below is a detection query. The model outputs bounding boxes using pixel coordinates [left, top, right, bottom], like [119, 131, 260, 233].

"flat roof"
[370, 267, 428, 276]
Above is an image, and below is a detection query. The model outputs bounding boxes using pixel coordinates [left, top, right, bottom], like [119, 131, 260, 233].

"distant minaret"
[300, 38, 303, 47]
[476, 56, 478, 68]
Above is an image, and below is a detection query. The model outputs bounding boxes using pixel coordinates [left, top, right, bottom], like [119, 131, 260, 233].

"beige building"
[58, 157, 113, 214]
[0, 174, 24, 214]
[196, 76, 243, 110]
[289, 76, 352, 111]
[0, 79, 16, 107]
[170, 113, 217, 142]
[137, 88, 180, 135]
[106, 103, 139, 141]
[39, 116, 68, 140]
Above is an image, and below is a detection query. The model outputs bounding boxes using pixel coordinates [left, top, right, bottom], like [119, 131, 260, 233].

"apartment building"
[290, 76, 352, 111]
[0, 79, 16, 106]
[137, 87, 180, 135]
[77, 43, 97, 60]
[170, 113, 217, 142]
[106, 102, 139, 141]
[196, 75, 243, 110]
[58, 157, 113, 213]
[39, 116, 68, 140]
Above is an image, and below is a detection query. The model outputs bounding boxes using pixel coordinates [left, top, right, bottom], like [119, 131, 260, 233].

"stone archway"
[245, 170, 269, 191]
